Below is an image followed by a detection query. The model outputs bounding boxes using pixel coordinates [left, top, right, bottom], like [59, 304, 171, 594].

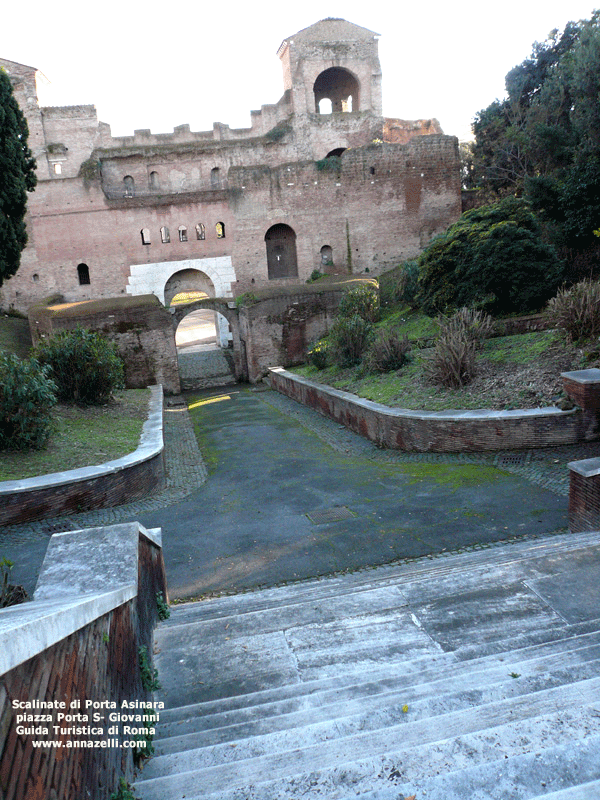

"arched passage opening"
[164, 269, 229, 350]
[314, 68, 360, 114]
[265, 224, 298, 279]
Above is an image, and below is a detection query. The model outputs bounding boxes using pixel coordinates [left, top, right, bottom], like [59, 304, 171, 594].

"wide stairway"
[134, 531, 600, 799]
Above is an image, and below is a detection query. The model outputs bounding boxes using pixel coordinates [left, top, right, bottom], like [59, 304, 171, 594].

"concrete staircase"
[134, 531, 600, 800]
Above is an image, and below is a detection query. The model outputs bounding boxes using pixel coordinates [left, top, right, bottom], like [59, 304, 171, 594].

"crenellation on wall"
[1, 18, 461, 332]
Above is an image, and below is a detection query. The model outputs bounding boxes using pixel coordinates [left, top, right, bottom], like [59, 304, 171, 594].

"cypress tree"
[0, 68, 37, 287]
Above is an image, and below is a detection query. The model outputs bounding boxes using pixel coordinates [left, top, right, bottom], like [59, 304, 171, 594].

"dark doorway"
[265, 224, 298, 279]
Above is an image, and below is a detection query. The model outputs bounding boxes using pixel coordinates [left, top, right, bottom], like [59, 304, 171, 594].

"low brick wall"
[0, 522, 167, 800]
[0, 385, 165, 527]
[267, 368, 590, 452]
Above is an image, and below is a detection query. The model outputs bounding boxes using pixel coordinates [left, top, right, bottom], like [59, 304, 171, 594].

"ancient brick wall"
[268, 368, 589, 452]
[0, 528, 167, 800]
[28, 295, 181, 395]
[238, 286, 351, 382]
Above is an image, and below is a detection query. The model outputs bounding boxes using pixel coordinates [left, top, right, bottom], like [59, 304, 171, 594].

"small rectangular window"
[53, 163, 62, 175]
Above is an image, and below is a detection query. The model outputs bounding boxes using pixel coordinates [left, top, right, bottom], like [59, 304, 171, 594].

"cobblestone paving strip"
[0, 403, 207, 544]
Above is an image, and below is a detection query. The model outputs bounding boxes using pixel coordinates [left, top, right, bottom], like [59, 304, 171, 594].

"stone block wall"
[0, 524, 167, 800]
[28, 295, 181, 395]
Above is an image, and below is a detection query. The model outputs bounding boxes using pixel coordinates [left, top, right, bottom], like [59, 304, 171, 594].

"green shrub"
[35, 328, 124, 404]
[547, 280, 600, 341]
[306, 269, 324, 284]
[416, 197, 564, 316]
[363, 329, 411, 373]
[438, 307, 494, 349]
[329, 314, 373, 367]
[338, 284, 379, 323]
[379, 261, 419, 307]
[424, 315, 479, 389]
[307, 338, 329, 369]
[0, 354, 56, 450]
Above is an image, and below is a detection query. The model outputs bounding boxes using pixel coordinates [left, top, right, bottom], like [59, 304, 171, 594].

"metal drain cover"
[40, 521, 79, 535]
[497, 453, 528, 467]
[306, 506, 356, 525]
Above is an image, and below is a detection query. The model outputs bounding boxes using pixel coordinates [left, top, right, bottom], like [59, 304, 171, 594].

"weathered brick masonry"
[268, 368, 596, 453]
[0, 524, 167, 800]
[0, 18, 461, 327]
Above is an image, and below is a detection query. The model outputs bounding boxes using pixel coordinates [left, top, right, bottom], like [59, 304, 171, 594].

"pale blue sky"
[3, 1, 597, 140]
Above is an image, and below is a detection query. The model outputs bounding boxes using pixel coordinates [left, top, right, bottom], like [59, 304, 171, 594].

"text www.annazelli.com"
[32, 739, 143, 749]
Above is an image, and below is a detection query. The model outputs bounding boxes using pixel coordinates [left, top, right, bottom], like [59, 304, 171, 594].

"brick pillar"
[562, 369, 600, 439]
[568, 457, 600, 532]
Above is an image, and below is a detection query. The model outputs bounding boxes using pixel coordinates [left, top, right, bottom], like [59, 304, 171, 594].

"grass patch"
[293, 328, 576, 411]
[0, 315, 32, 359]
[0, 389, 149, 480]
[374, 305, 437, 341]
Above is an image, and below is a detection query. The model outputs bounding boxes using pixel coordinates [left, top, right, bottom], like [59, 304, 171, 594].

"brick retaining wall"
[0, 523, 167, 800]
[0, 386, 165, 527]
[267, 368, 592, 452]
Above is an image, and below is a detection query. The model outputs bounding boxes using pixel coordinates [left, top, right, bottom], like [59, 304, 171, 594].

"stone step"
[134, 687, 600, 799]
[531, 780, 600, 800]
[161, 531, 599, 627]
[153, 655, 600, 761]
[156, 633, 600, 745]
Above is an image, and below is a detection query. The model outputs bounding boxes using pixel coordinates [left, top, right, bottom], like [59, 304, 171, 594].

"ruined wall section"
[0, 59, 47, 174]
[40, 105, 108, 179]
[228, 135, 461, 286]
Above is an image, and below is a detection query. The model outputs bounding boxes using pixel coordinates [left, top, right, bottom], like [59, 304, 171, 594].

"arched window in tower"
[314, 68, 360, 114]
[140, 228, 151, 245]
[160, 226, 170, 243]
[123, 175, 135, 196]
[211, 167, 221, 188]
[77, 263, 91, 285]
[216, 222, 225, 239]
[265, 224, 298, 279]
[149, 171, 160, 190]
[179, 225, 188, 242]
[196, 223, 205, 240]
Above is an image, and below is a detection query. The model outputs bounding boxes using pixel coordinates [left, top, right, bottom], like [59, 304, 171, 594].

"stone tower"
[277, 18, 382, 117]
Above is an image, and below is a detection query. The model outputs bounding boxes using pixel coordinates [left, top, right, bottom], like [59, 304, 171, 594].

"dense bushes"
[337, 283, 379, 323]
[329, 315, 373, 367]
[423, 309, 493, 389]
[35, 328, 124, 404]
[547, 280, 600, 341]
[0, 354, 56, 450]
[363, 328, 411, 373]
[416, 198, 564, 316]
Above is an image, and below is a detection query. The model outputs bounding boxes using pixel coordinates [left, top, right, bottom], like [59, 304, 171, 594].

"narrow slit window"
[216, 222, 225, 239]
[195, 223, 205, 240]
[77, 263, 90, 285]
[53, 163, 62, 175]
[179, 225, 188, 242]
[149, 171, 160, 190]
[160, 226, 170, 243]
[141, 228, 151, 245]
[124, 175, 135, 196]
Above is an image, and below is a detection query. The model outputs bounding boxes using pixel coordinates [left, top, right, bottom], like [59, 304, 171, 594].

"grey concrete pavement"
[2, 384, 596, 600]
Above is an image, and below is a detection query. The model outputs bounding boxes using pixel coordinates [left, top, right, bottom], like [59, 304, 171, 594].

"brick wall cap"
[567, 457, 600, 478]
[0, 522, 160, 675]
[0, 385, 163, 496]
[561, 369, 600, 384]
[270, 367, 576, 422]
